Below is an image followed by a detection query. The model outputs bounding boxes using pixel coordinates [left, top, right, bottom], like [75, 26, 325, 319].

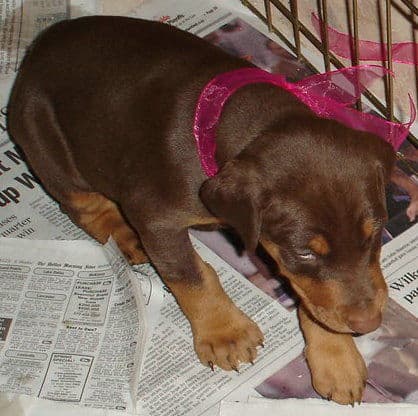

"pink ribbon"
[312, 13, 418, 64]
[194, 65, 414, 177]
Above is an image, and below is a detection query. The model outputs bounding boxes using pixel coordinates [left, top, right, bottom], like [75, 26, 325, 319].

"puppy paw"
[306, 337, 367, 405]
[192, 304, 264, 371]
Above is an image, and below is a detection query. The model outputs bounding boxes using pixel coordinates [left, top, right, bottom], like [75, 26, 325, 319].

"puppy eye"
[297, 250, 316, 261]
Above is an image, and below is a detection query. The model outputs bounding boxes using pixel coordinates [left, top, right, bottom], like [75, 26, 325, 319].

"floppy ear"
[199, 160, 267, 252]
[367, 139, 395, 218]
[375, 138, 396, 200]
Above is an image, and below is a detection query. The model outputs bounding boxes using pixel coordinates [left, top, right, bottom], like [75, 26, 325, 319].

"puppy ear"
[199, 160, 266, 252]
[373, 164, 388, 216]
[370, 141, 395, 217]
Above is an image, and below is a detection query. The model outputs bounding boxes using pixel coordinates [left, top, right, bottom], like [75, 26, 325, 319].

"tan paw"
[306, 337, 367, 405]
[193, 305, 264, 371]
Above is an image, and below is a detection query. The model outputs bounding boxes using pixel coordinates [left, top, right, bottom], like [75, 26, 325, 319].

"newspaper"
[0, 0, 417, 415]
[0, 234, 303, 415]
[0, 238, 147, 412]
[219, 397, 418, 416]
[383, 225, 418, 314]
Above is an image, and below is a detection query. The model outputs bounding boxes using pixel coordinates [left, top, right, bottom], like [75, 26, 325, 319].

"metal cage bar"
[352, 0, 362, 111]
[319, 0, 331, 71]
[399, 0, 418, 16]
[385, 0, 394, 121]
[289, 0, 302, 58]
[241, 0, 418, 147]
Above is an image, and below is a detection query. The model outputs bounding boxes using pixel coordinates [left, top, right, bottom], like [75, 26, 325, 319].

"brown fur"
[7, 16, 396, 405]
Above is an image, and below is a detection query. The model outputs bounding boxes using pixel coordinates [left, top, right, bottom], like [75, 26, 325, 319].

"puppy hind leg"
[63, 191, 149, 264]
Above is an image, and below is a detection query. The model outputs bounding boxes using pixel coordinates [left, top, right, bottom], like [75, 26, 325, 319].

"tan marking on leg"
[299, 306, 367, 405]
[166, 253, 264, 371]
[308, 234, 330, 256]
[66, 192, 148, 264]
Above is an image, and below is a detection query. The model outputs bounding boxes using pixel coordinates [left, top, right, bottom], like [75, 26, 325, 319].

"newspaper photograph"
[0, 0, 417, 415]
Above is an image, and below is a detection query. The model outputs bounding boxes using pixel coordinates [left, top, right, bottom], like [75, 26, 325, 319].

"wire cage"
[241, 0, 418, 151]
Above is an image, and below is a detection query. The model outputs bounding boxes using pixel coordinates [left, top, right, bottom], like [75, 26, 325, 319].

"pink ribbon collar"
[193, 66, 415, 177]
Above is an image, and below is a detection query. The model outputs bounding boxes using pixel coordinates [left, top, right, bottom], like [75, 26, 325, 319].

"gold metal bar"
[320, 0, 331, 71]
[290, 0, 302, 59]
[352, 0, 362, 111]
[385, 0, 394, 121]
[399, 0, 418, 16]
[352, 0, 360, 66]
[264, 0, 273, 32]
[263, 0, 327, 52]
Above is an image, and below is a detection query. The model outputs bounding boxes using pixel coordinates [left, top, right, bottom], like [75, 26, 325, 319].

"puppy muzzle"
[346, 310, 382, 334]
[345, 287, 388, 334]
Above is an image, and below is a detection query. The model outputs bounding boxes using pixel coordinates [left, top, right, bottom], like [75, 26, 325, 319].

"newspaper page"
[382, 225, 418, 316]
[0, 234, 304, 416]
[0, 238, 147, 412]
[219, 397, 418, 416]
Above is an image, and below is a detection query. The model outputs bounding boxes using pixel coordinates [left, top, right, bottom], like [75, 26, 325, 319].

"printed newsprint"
[0, 238, 148, 412]
[0, 233, 305, 415]
[0, 1, 417, 416]
[219, 396, 418, 416]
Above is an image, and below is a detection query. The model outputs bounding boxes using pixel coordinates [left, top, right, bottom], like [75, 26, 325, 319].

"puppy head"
[200, 118, 395, 334]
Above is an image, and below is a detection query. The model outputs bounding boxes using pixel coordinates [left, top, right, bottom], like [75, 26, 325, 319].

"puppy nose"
[347, 311, 382, 334]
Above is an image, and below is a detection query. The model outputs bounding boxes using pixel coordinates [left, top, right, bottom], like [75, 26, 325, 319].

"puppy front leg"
[140, 226, 264, 371]
[298, 306, 367, 405]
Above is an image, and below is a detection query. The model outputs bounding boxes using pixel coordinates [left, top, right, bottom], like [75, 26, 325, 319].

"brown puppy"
[7, 16, 395, 404]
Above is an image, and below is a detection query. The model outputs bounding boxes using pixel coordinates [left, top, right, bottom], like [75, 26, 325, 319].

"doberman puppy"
[7, 16, 395, 405]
